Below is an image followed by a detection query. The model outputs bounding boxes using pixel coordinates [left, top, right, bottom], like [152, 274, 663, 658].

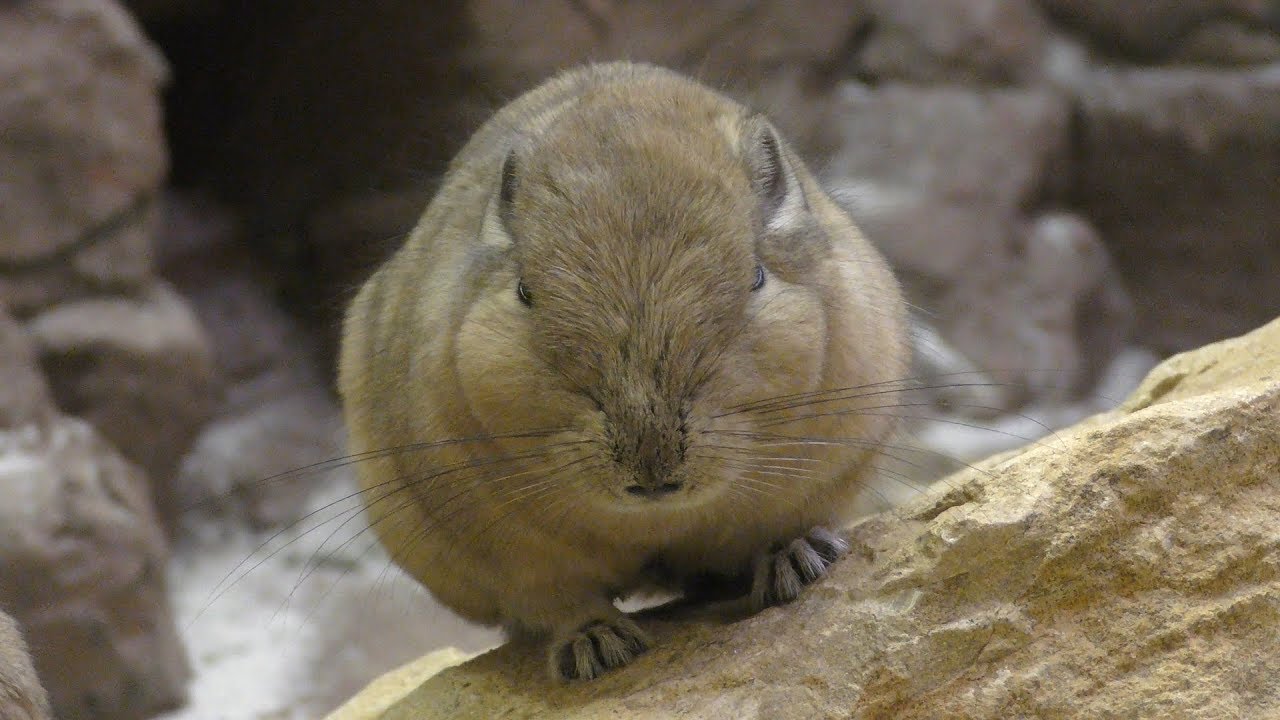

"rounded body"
[338, 62, 908, 671]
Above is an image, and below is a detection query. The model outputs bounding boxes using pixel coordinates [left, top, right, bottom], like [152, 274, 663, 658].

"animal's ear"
[498, 148, 519, 231]
[744, 117, 807, 234]
[479, 148, 521, 249]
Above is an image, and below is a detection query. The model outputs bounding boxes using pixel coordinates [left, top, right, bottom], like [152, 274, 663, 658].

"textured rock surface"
[0, 418, 189, 720]
[0, 610, 52, 720]
[1038, 0, 1280, 58]
[1068, 63, 1280, 354]
[859, 0, 1052, 84]
[0, 0, 167, 314]
[0, 306, 55, 430]
[823, 84, 1133, 405]
[335, 316, 1280, 719]
[157, 194, 343, 531]
[27, 282, 217, 528]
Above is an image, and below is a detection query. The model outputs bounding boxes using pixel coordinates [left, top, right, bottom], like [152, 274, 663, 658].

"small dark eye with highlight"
[751, 264, 766, 292]
[517, 279, 533, 307]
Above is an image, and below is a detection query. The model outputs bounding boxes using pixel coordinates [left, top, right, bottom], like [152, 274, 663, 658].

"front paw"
[551, 616, 649, 681]
[750, 526, 849, 610]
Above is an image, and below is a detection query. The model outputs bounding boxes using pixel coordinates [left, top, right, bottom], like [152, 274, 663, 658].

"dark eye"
[517, 279, 533, 307]
[751, 264, 766, 292]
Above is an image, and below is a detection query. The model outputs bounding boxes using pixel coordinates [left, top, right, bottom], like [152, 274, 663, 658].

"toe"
[805, 527, 850, 563]
[751, 527, 849, 610]
[552, 617, 649, 681]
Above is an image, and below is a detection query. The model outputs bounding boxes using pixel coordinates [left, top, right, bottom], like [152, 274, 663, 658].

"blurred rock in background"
[1, 0, 1277, 718]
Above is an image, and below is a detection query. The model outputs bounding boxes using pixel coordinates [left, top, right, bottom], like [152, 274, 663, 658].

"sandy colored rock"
[0, 610, 51, 720]
[0, 0, 167, 314]
[323, 648, 476, 720]
[334, 316, 1280, 719]
[0, 416, 189, 720]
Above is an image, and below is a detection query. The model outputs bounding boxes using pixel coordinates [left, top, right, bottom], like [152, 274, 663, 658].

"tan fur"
[338, 62, 908, 677]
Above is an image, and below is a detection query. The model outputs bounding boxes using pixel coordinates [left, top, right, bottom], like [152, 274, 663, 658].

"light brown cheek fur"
[454, 298, 578, 436]
[740, 282, 827, 403]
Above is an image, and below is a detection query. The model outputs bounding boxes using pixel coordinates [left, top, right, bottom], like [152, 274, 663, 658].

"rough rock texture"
[0, 0, 219, 538]
[0, 0, 167, 315]
[1172, 17, 1280, 63]
[858, 0, 1052, 84]
[1038, 0, 1280, 59]
[0, 418, 189, 720]
[0, 306, 55, 430]
[27, 283, 217, 526]
[336, 317, 1280, 719]
[823, 84, 1134, 405]
[0, 610, 51, 720]
[463, 0, 868, 105]
[157, 193, 344, 531]
[1068, 62, 1280, 354]
[323, 648, 477, 720]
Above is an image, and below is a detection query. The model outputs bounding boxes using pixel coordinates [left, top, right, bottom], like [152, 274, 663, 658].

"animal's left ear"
[744, 116, 807, 234]
[498, 147, 519, 232]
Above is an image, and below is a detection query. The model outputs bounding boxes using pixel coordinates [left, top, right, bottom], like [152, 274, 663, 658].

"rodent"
[337, 61, 908, 681]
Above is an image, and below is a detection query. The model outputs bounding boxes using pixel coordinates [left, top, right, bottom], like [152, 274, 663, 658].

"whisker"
[754, 402, 1067, 452]
[181, 426, 575, 514]
[713, 371, 1048, 417]
[193, 440, 588, 624]
[702, 430, 976, 478]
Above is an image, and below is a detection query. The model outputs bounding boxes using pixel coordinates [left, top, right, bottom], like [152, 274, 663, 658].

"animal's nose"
[625, 481, 684, 498]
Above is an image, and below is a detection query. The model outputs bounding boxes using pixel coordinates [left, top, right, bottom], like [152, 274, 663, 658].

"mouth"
[623, 481, 684, 499]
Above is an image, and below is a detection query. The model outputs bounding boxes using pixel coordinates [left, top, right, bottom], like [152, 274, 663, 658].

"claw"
[751, 527, 849, 610]
[552, 617, 649, 681]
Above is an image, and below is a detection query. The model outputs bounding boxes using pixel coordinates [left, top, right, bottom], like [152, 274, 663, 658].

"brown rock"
[0, 610, 51, 720]
[464, 0, 868, 84]
[824, 85, 1126, 406]
[156, 193, 346, 531]
[0, 306, 54, 430]
[0, 417, 189, 720]
[175, 388, 344, 531]
[859, 0, 1052, 84]
[826, 84, 1070, 212]
[1069, 63, 1280, 354]
[0, 0, 167, 314]
[332, 316, 1280, 719]
[1172, 18, 1280, 63]
[26, 282, 217, 528]
[941, 212, 1134, 401]
[1038, 0, 1279, 58]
